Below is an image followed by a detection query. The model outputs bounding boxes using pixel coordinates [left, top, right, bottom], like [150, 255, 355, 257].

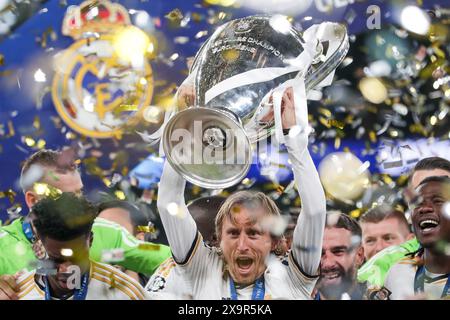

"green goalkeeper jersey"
[0, 217, 171, 275]
[357, 237, 420, 287]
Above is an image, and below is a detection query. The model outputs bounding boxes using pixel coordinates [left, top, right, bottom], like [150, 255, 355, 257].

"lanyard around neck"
[22, 220, 36, 243]
[229, 276, 265, 300]
[43, 273, 89, 300]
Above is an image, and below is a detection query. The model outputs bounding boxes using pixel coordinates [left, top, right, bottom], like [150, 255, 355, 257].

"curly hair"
[31, 192, 97, 241]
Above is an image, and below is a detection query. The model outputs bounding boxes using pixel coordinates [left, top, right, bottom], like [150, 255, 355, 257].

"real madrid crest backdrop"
[0, 0, 449, 222]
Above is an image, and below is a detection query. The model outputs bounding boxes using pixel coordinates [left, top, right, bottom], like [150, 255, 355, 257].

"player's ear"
[25, 190, 39, 209]
[355, 246, 365, 268]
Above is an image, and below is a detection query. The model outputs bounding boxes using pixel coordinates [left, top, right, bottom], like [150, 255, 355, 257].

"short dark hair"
[409, 157, 450, 185]
[31, 192, 97, 241]
[98, 200, 150, 229]
[417, 175, 450, 188]
[413, 157, 450, 172]
[327, 212, 362, 239]
[360, 204, 410, 234]
[20, 149, 78, 191]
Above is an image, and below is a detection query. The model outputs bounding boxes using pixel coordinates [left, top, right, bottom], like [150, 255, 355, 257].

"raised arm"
[157, 161, 198, 263]
[277, 87, 326, 277]
[285, 133, 326, 277]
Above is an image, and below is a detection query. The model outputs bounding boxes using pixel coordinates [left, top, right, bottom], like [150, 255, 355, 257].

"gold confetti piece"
[32, 183, 62, 199]
[114, 190, 126, 200]
[218, 12, 227, 20]
[192, 185, 201, 196]
[334, 137, 341, 149]
[7, 121, 15, 137]
[396, 175, 409, 186]
[33, 116, 41, 130]
[232, 206, 241, 214]
[138, 243, 161, 251]
[23, 136, 36, 147]
[137, 225, 157, 233]
[276, 185, 285, 195]
[36, 139, 46, 149]
[165, 8, 183, 21]
[102, 178, 112, 187]
[191, 12, 203, 22]
[0, 189, 17, 203]
[328, 119, 345, 129]
[113, 104, 138, 116]
[318, 107, 332, 118]
[65, 132, 77, 140]
[0, 54, 4, 66]
[369, 131, 377, 143]
[380, 174, 393, 185]
[349, 209, 362, 219]
[319, 116, 331, 128]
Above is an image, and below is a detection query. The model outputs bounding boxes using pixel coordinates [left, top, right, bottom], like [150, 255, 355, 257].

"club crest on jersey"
[146, 275, 166, 292]
[52, 0, 154, 138]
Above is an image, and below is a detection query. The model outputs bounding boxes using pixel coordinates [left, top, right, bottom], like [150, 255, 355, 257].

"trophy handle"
[304, 24, 349, 91]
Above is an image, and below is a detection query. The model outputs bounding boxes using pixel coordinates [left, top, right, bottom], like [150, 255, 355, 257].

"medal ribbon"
[229, 276, 265, 300]
[414, 265, 450, 299]
[43, 272, 89, 300]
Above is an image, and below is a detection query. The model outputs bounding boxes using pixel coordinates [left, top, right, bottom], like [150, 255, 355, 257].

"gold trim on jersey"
[91, 262, 145, 300]
[90, 273, 138, 300]
[34, 283, 45, 297]
[288, 251, 319, 280]
[156, 257, 177, 278]
[18, 273, 34, 290]
[18, 284, 35, 299]
[177, 231, 203, 267]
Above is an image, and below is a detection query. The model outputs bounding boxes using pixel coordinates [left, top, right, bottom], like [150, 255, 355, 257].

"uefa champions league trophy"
[163, 15, 349, 189]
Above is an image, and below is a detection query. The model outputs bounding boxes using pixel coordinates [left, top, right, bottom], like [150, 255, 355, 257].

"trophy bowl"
[163, 15, 349, 189]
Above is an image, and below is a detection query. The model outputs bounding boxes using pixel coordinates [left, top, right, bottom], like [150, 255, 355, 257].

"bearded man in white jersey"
[157, 87, 327, 300]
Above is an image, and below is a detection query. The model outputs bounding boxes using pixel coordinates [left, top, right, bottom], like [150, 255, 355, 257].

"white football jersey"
[179, 234, 317, 300]
[145, 257, 193, 299]
[384, 256, 449, 300]
[17, 260, 148, 300]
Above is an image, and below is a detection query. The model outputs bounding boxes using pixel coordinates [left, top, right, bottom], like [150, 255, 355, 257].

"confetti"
[165, 8, 184, 22]
[32, 182, 63, 199]
[101, 249, 125, 263]
[0, 189, 16, 203]
[138, 243, 161, 251]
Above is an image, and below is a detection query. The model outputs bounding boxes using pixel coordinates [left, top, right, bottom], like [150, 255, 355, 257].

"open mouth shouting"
[417, 217, 440, 235]
[235, 256, 254, 276]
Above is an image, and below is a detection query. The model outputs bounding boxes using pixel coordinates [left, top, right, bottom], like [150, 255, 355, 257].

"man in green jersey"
[0, 149, 170, 299]
[358, 157, 450, 287]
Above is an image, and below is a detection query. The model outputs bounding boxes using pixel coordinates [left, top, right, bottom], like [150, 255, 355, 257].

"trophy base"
[162, 107, 252, 189]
